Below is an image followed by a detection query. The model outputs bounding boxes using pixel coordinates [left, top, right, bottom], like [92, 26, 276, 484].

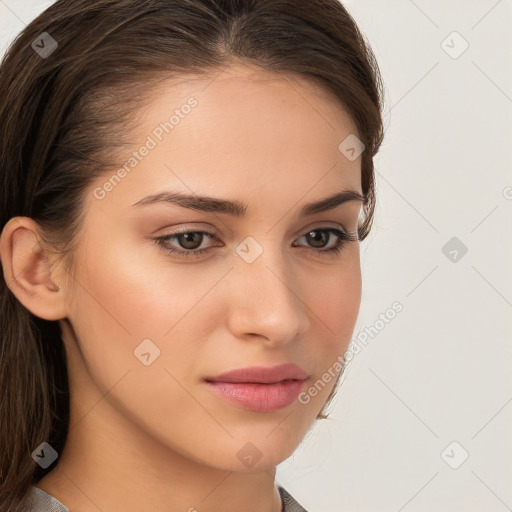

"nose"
[226, 248, 311, 347]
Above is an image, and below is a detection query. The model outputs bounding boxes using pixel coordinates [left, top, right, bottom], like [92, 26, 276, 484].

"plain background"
[1, 1, 511, 511]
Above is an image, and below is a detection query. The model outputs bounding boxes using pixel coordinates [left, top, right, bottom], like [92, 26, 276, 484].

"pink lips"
[204, 364, 309, 413]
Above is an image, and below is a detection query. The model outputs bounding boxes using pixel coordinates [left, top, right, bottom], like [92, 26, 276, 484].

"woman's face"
[60, 62, 363, 472]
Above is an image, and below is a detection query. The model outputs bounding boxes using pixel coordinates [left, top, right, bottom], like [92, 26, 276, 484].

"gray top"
[23, 485, 308, 512]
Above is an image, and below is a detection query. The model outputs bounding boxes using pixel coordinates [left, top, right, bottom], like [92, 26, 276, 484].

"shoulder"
[278, 486, 310, 512]
[21, 486, 71, 512]
[23, 484, 308, 512]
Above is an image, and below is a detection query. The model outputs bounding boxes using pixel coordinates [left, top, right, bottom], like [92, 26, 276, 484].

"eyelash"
[153, 227, 357, 259]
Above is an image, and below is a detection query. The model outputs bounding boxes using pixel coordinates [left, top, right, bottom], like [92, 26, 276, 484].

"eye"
[292, 227, 357, 256]
[153, 227, 358, 259]
[154, 230, 217, 257]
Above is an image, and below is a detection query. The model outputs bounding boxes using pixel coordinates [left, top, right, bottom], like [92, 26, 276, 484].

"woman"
[0, 1, 384, 511]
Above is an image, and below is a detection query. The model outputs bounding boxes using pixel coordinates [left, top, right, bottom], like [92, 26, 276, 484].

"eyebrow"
[131, 188, 365, 217]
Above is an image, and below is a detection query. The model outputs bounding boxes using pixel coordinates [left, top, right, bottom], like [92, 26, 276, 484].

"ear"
[0, 216, 67, 321]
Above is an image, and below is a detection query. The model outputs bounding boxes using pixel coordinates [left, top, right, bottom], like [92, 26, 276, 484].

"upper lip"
[204, 363, 309, 384]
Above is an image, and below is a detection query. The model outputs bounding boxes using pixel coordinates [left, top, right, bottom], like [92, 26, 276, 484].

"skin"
[0, 61, 364, 512]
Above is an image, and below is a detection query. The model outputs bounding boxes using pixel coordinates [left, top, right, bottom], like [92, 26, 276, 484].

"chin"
[194, 416, 315, 472]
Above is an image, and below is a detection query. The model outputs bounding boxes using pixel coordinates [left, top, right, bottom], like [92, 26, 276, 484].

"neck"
[36, 403, 283, 512]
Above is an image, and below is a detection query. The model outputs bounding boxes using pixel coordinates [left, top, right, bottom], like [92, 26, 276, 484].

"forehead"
[160, 61, 357, 133]
[86, 62, 362, 218]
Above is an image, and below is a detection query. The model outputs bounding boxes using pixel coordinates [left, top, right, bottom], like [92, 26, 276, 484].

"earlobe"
[0, 216, 67, 321]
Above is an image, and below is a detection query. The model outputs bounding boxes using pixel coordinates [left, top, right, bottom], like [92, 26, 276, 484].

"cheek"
[64, 239, 224, 440]
[317, 268, 361, 326]
[301, 252, 362, 399]
[65, 235, 226, 379]
[311, 251, 362, 341]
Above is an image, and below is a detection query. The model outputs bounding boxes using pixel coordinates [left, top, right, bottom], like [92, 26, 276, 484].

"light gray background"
[1, 1, 511, 511]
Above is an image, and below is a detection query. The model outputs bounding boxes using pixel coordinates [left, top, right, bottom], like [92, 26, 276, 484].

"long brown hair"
[0, 1, 384, 510]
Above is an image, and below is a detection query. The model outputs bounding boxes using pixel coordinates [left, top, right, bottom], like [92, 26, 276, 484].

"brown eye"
[154, 230, 217, 257]
[304, 230, 330, 249]
[175, 232, 205, 250]
[294, 227, 354, 254]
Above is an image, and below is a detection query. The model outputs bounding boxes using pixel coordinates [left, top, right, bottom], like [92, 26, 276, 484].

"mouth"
[203, 364, 309, 413]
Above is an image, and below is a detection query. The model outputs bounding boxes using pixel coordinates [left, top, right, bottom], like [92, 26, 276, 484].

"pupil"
[180, 232, 202, 249]
[307, 230, 327, 248]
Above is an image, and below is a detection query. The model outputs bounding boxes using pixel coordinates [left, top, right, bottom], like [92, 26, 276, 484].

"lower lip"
[204, 379, 306, 412]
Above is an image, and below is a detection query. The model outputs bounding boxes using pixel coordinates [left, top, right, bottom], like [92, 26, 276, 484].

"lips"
[203, 364, 309, 413]
[204, 363, 309, 384]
